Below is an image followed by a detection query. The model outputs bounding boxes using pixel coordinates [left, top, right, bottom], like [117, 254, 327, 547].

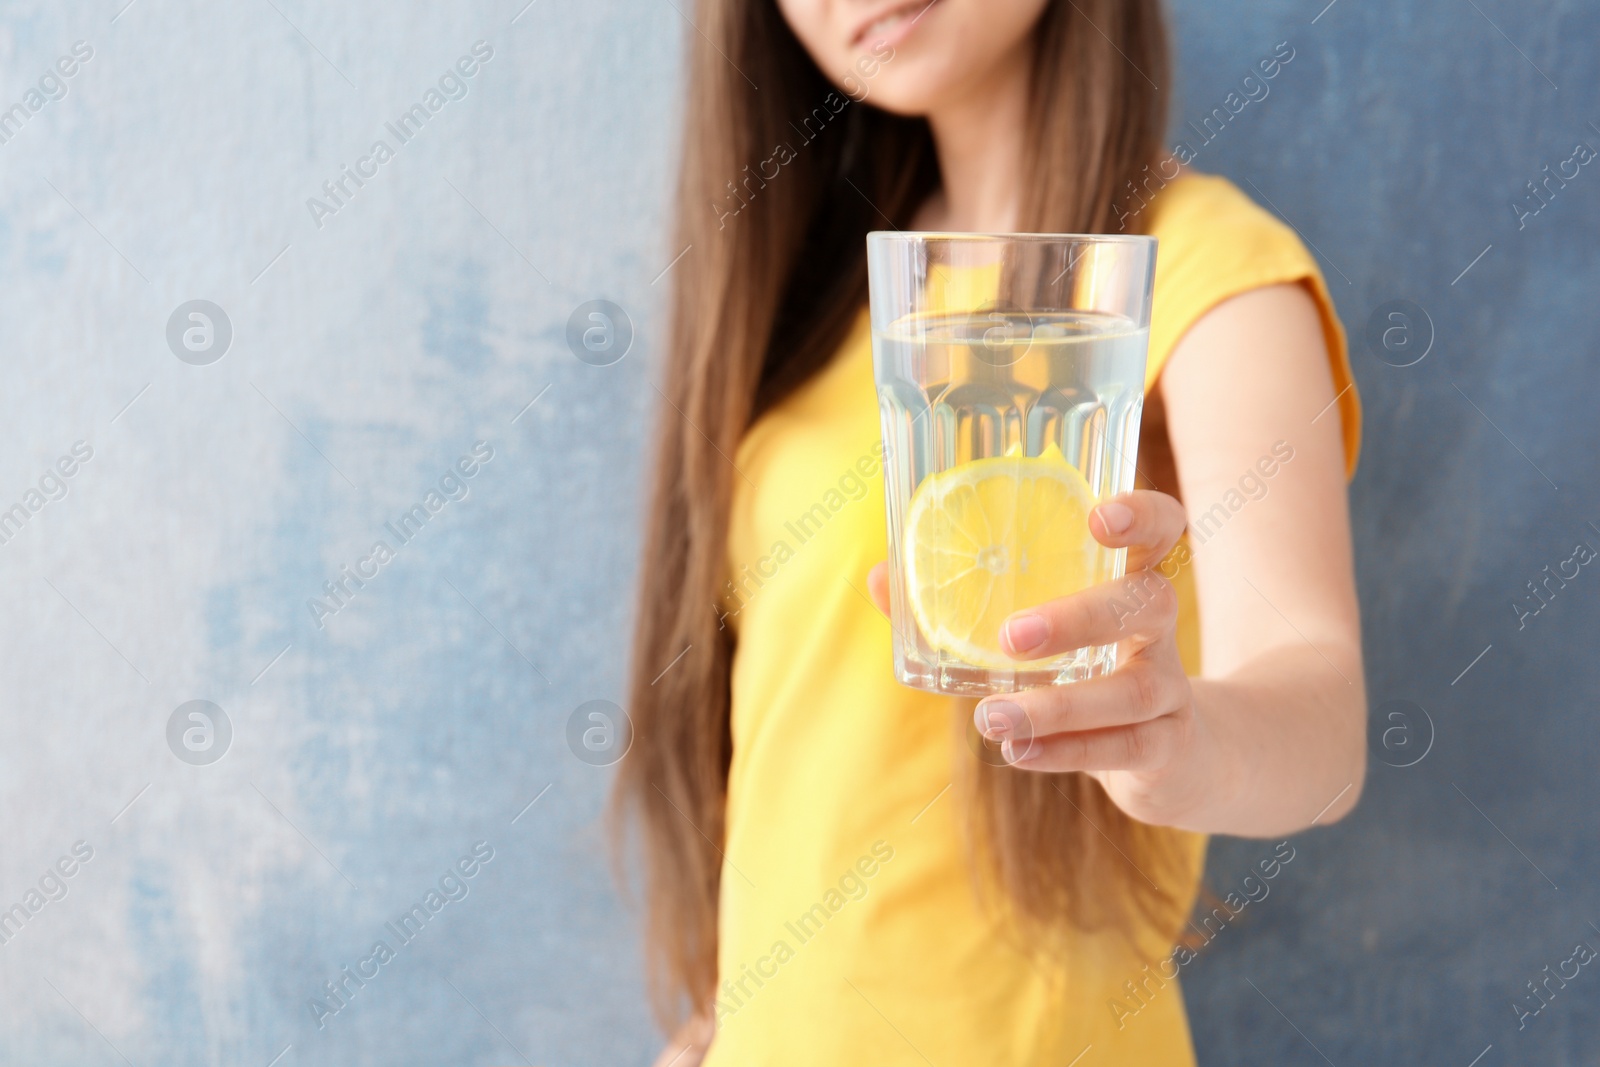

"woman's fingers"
[999, 714, 1190, 774]
[999, 568, 1177, 659]
[995, 489, 1186, 659]
[1090, 490, 1188, 572]
[975, 644, 1188, 739]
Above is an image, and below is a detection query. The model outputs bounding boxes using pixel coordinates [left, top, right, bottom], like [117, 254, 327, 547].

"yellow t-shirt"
[706, 173, 1361, 1065]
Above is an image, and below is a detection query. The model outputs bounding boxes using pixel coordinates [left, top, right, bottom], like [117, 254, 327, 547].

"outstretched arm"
[871, 282, 1366, 837]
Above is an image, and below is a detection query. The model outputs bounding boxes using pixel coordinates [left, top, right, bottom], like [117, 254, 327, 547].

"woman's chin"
[848, 73, 952, 119]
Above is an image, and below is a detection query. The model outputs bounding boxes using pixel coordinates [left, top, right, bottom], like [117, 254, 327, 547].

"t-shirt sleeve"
[1143, 172, 1362, 479]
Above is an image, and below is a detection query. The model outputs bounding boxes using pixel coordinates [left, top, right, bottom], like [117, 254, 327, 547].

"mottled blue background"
[0, 1, 1594, 1064]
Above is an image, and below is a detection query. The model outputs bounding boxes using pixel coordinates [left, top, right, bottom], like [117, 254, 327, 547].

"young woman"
[616, 1, 1366, 1063]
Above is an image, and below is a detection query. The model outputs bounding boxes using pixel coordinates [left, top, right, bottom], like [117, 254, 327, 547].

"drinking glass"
[867, 232, 1157, 697]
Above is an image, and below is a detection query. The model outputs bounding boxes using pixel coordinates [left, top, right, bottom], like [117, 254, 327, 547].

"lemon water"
[875, 308, 1148, 696]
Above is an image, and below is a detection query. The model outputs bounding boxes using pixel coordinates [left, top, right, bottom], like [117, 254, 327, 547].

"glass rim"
[867, 230, 1156, 246]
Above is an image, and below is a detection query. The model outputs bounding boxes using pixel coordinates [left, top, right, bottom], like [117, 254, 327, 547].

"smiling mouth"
[851, 0, 939, 49]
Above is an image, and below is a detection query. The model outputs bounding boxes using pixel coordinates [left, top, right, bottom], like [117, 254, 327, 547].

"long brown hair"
[614, 0, 1189, 1026]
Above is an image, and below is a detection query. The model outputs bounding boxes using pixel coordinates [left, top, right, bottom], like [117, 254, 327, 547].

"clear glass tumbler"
[867, 232, 1157, 697]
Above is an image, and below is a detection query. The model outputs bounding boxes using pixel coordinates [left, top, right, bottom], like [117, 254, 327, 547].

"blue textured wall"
[1172, 2, 1600, 1066]
[0, 1, 1594, 1064]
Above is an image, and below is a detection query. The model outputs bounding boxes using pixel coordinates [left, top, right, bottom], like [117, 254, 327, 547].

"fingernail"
[1095, 501, 1134, 536]
[1001, 737, 1038, 765]
[976, 700, 1022, 740]
[1002, 614, 1049, 655]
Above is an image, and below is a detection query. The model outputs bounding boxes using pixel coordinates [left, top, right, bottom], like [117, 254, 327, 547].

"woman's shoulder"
[1132, 169, 1361, 477]
[1140, 170, 1314, 281]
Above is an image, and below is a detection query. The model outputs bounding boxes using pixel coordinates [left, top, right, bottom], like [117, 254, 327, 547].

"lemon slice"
[904, 443, 1098, 668]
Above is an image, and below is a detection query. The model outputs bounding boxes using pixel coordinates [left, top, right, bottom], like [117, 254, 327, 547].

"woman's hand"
[651, 1010, 714, 1067]
[868, 490, 1222, 828]
[872, 287, 1367, 837]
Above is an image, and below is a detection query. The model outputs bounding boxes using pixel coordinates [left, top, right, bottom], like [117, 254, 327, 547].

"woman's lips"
[851, 0, 938, 51]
